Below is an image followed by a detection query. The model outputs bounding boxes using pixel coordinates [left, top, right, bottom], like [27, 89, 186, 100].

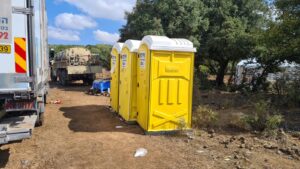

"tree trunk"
[228, 61, 237, 86]
[216, 61, 229, 87]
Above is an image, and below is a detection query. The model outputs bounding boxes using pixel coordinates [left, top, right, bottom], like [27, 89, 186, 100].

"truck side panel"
[0, 0, 30, 92]
[0, 0, 48, 95]
[33, 0, 49, 95]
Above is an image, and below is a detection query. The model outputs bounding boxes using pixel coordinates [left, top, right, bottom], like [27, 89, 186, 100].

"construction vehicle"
[0, 0, 48, 144]
[50, 47, 102, 85]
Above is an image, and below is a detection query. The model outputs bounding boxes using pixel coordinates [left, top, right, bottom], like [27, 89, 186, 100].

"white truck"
[0, 0, 48, 144]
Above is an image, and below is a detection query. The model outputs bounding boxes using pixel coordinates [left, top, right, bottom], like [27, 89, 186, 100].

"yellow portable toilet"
[137, 36, 196, 133]
[119, 40, 141, 122]
[110, 43, 124, 113]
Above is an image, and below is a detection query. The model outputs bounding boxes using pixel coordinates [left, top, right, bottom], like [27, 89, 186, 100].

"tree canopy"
[120, 0, 208, 47]
[201, 0, 268, 86]
[119, 0, 269, 86]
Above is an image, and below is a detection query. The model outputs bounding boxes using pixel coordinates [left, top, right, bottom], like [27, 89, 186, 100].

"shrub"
[228, 113, 250, 131]
[286, 80, 300, 107]
[243, 101, 283, 136]
[177, 118, 187, 131]
[193, 106, 219, 128]
[271, 74, 300, 107]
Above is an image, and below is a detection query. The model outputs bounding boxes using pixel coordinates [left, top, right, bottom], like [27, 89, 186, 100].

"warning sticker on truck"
[0, 0, 12, 44]
[121, 54, 127, 68]
[139, 52, 146, 69]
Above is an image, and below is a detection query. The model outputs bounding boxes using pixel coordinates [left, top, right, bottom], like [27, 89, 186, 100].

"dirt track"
[0, 84, 299, 169]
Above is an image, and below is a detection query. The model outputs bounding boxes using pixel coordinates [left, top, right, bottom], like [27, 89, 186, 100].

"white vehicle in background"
[0, 0, 48, 144]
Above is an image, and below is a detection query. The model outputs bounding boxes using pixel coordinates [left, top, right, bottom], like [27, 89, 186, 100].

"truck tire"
[83, 77, 94, 85]
[84, 79, 94, 85]
[60, 70, 68, 86]
[44, 94, 47, 105]
[51, 71, 57, 82]
[36, 112, 44, 127]
[51, 74, 57, 82]
[36, 102, 45, 127]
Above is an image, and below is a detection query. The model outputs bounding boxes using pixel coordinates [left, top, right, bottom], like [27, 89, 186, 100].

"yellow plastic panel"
[137, 44, 151, 130]
[110, 48, 120, 112]
[148, 51, 194, 132]
[119, 47, 137, 122]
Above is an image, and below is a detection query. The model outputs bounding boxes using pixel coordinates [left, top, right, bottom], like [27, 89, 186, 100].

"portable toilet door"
[110, 43, 124, 113]
[137, 36, 196, 133]
[119, 40, 141, 122]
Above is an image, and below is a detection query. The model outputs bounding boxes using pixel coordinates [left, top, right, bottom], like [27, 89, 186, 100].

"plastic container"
[136, 35, 196, 133]
[110, 43, 124, 112]
[118, 40, 141, 122]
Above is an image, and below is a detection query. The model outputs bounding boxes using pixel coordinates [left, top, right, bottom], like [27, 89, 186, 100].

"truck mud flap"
[0, 115, 37, 145]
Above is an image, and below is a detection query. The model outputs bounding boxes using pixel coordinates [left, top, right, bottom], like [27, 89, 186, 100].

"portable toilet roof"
[141, 35, 197, 52]
[123, 40, 141, 52]
[111, 43, 124, 54]
[279, 61, 300, 68]
[237, 58, 261, 68]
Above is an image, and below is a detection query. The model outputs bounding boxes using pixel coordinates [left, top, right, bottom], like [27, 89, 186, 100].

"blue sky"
[47, 0, 136, 45]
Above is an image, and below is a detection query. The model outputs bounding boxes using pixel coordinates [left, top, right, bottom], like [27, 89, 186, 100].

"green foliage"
[120, 0, 269, 87]
[251, 0, 300, 90]
[273, 0, 300, 63]
[272, 75, 300, 107]
[243, 101, 283, 135]
[228, 113, 249, 131]
[119, 0, 165, 41]
[199, 66, 212, 90]
[266, 115, 283, 131]
[120, 0, 208, 46]
[287, 80, 300, 107]
[193, 106, 219, 128]
[86, 44, 112, 69]
[177, 118, 188, 131]
[201, 0, 268, 86]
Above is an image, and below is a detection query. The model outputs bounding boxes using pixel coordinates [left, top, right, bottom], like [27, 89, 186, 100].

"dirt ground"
[0, 83, 299, 169]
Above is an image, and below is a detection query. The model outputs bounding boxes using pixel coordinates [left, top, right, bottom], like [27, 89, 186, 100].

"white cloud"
[93, 30, 119, 44]
[55, 13, 97, 30]
[62, 0, 136, 20]
[48, 26, 80, 41]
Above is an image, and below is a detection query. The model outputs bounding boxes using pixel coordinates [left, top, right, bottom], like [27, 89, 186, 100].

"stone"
[208, 129, 215, 134]
[234, 155, 240, 159]
[239, 137, 246, 144]
[277, 150, 283, 155]
[253, 137, 259, 142]
[263, 144, 278, 150]
[224, 144, 229, 148]
[230, 136, 236, 142]
[279, 147, 293, 156]
[184, 139, 190, 143]
[186, 132, 195, 140]
[20, 160, 30, 168]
